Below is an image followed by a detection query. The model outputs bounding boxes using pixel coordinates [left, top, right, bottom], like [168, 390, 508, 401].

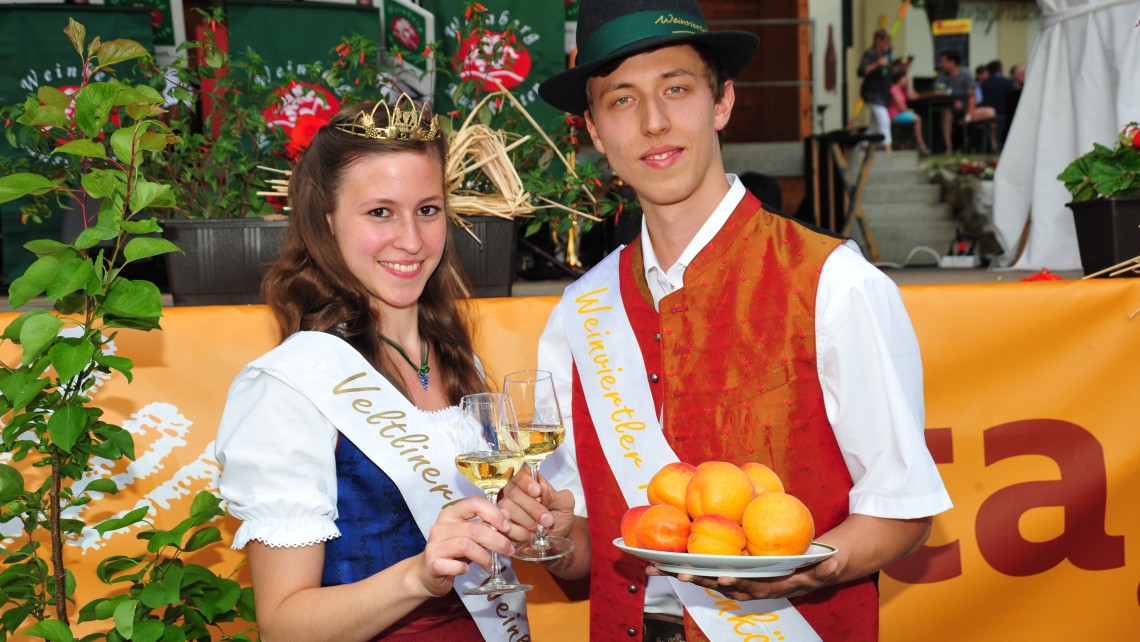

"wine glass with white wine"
[454, 392, 532, 595]
[502, 370, 575, 562]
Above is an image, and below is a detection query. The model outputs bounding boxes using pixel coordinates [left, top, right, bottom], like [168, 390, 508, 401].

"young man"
[500, 1, 952, 640]
[935, 50, 978, 152]
[857, 28, 894, 151]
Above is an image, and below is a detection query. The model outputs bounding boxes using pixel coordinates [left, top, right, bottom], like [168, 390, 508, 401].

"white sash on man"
[249, 332, 529, 641]
[560, 251, 820, 641]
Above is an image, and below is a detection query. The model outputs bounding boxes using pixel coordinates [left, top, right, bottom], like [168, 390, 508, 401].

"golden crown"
[334, 93, 441, 141]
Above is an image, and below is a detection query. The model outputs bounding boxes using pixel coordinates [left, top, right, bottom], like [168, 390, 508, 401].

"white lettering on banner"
[332, 372, 454, 501]
[574, 287, 645, 469]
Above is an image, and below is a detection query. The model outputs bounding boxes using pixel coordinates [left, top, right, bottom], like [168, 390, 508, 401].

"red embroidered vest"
[570, 192, 879, 641]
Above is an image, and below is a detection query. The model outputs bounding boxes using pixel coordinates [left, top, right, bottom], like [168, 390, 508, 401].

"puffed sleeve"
[215, 369, 341, 549]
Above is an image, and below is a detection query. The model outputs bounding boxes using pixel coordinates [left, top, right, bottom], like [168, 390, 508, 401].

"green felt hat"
[539, 0, 759, 115]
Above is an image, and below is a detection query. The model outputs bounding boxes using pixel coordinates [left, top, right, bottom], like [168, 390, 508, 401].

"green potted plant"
[0, 20, 254, 639]
[1058, 122, 1140, 277]
[406, 1, 624, 294]
[147, 11, 399, 304]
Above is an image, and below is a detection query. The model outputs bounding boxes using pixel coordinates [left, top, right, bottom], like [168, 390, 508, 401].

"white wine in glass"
[455, 392, 532, 595]
[502, 370, 575, 562]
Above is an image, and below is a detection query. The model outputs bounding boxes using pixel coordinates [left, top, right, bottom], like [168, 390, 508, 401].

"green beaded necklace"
[382, 336, 430, 390]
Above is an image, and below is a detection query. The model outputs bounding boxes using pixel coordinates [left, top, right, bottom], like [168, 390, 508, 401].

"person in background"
[214, 98, 529, 641]
[857, 28, 895, 151]
[1010, 63, 1026, 89]
[979, 60, 1016, 150]
[890, 69, 930, 153]
[935, 50, 978, 153]
[974, 64, 989, 103]
[499, 0, 953, 640]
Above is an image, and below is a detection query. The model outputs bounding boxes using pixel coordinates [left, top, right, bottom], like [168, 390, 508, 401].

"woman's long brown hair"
[261, 101, 488, 404]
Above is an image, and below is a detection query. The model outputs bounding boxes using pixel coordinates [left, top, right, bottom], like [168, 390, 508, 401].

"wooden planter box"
[1068, 198, 1140, 277]
[162, 217, 289, 305]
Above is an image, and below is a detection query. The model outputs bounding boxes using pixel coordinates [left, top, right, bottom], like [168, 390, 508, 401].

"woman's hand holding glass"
[453, 392, 532, 595]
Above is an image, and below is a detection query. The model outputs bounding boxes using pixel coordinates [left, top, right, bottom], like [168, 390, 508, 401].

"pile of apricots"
[621, 461, 814, 556]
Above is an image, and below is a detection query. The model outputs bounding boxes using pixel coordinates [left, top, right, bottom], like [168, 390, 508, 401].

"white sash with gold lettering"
[249, 332, 529, 641]
[559, 251, 820, 642]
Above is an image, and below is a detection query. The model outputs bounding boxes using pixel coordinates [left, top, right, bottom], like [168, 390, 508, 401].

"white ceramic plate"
[612, 538, 837, 578]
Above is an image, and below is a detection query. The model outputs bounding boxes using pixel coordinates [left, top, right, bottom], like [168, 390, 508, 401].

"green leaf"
[100, 424, 135, 459]
[110, 127, 140, 167]
[189, 491, 224, 522]
[53, 139, 108, 159]
[131, 620, 165, 642]
[121, 218, 163, 235]
[96, 39, 149, 69]
[74, 82, 122, 137]
[0, 173, 60, 205]
[17, 95, 67, 129]
[138, 131, 170, 153]
[19, 311, 64, 364]
[140, 564, 183, 608]
[49, 339, 96, 382]
[72, 223, 120, 250]
[129, 180, 175, 213]
[38, 85, 75, 110]
[0, 464, 25, 503]
[113, 84, 163, 107]
[65, 18, 87, 56]
[95, 506, 149, 535]
[112, 599, 138, 638]
[183, 526, 221, 552]
[96, 557, 145, 584]
[45, 258, 97, 300]
[96, 354, 134, 383]
[82, 169, 123, 199]
[84, 478, 119, 495]
[25, 239, 78, 258]
[124, 237, 179, 263]
[47, 404, 87, 453]
[24, 618, 75, 642]
[102, 279, 163, 319]
[0, 370, 49, 413]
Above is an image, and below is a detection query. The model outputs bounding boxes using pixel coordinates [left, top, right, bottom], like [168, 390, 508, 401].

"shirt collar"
[641, 174, 745, 309]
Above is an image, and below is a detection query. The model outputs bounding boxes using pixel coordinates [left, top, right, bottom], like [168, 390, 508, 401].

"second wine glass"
[502, 370, 575, 562]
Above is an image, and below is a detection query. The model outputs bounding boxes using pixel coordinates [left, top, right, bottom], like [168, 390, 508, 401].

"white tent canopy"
[992, 0, 1140, 270]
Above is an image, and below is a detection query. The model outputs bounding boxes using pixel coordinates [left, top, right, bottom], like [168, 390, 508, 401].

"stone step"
[862, 183, 943, 205]
[866, 150, 921, 170]
[864, 202, 954, 222]
[853, 220, 961, 266]
[865, 168, 931, 185]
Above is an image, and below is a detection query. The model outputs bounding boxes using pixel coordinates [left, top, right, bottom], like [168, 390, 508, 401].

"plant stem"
[49, 456, 68, 623]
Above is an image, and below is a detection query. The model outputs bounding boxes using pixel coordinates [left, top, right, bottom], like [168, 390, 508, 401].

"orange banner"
[4, 279, 1140, 638]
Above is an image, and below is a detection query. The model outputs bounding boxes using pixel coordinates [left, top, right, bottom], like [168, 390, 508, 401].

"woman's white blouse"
[214, 369, 463, 549]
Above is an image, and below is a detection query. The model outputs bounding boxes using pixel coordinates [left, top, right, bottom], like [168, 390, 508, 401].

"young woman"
[215, 98, 528, 641]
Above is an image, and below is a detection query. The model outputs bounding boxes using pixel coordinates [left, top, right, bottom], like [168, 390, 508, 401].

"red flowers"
[1121, 123, 1140, 149]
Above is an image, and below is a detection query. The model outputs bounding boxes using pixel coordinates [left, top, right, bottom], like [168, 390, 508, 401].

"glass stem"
[486, 491, 504, 581]
[528, 463, 549, 544]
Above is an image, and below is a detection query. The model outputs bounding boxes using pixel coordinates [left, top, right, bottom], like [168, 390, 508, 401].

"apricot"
[741, 492, 815, 556]
[685, 461, 756, 524]
[646, 462, 697, 514]
[634, 504, 691, 553]
[687, 513, 748, 556]
[742, 462, 785, 494]
[620, 505, 651, 548]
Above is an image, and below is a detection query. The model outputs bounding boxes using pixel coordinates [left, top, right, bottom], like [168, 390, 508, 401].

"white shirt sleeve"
[817, 242, 953, 518]
[535, 301, 589, 519]
[215, 369, 342, 549]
